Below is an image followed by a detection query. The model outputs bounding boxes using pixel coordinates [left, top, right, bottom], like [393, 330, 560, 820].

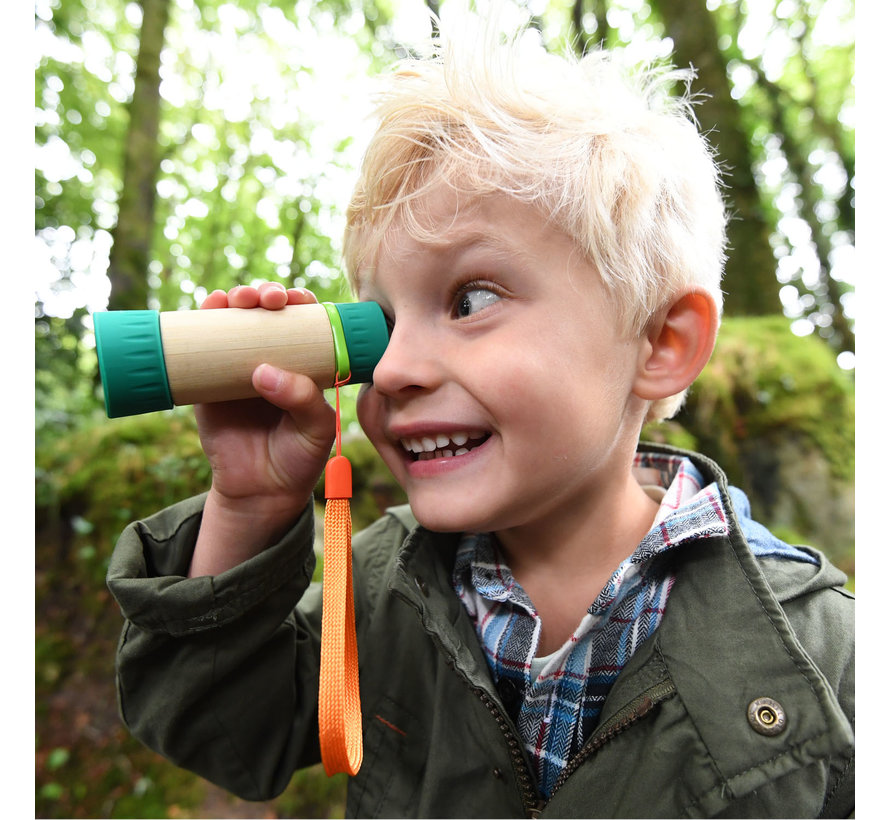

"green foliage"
[36, 0, 399, 320]
[709, 0, 855, 349]
[35, 311, 104, 438]
[35, 0, 136, 321]
[35, 0, 136, 231]
[684, 315, 854, 482]
[37, 409, 211, 543]
[36, 722, 209, 819]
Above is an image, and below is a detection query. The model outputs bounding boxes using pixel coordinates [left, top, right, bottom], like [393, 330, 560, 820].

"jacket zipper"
[473, 687, 546, 818]
[392, 583, 546, 817]
[547, 679, 676, 802]
[396, 575, 670, 816]
[419, 603, 673, 816]
[461, 673, 673, 816]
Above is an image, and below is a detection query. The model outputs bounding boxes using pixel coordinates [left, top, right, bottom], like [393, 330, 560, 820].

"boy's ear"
[633, 291, 719, 401]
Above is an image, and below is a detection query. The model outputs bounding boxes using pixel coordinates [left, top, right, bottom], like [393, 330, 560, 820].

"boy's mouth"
[400, 431, 490, 461]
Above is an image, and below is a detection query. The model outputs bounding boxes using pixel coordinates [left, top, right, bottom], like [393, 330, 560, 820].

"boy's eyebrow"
[424, 230, 540, 268]
[357, 230, 538, 300]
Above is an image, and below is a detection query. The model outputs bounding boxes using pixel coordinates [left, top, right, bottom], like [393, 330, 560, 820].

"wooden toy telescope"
[93, 302, 389, 418]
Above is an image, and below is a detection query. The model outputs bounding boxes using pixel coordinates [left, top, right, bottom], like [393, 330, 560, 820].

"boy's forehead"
[383, 191, 539, 246]
[385, 186, 552, 252]
[354, 187, 581, 301]
[354, 225, 514, 299]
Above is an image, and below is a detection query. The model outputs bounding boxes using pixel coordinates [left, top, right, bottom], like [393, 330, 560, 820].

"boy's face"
[356, 184, 653, 536]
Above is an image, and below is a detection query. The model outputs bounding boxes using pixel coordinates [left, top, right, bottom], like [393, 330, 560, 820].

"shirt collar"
[454, 454, 729, 604]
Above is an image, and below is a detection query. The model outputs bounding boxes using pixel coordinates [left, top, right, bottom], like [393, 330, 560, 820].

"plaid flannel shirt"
[453, 452, 815, 798]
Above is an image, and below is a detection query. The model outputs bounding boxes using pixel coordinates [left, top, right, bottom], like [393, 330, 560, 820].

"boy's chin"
[407, 497, 493, 535]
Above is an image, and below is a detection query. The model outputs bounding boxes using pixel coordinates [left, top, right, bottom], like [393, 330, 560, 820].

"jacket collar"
[584, 445, 853, 809]
[387, 518, 504, 701]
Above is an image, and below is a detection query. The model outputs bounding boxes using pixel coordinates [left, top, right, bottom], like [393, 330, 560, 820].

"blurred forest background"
[34, 0, 855, 817]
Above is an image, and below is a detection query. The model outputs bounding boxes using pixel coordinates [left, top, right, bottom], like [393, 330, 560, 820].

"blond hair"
[343, 3, 727, 421]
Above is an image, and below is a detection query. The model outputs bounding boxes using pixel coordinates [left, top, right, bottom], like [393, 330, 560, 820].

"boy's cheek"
[356, 381, 372, 403]
[356, 386, 387, 450]
[355, 388, 409, 485]
[355, 384, 374, 430]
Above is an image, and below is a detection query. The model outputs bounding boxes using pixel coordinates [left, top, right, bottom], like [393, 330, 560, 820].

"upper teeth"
[400, 432, 483, 457]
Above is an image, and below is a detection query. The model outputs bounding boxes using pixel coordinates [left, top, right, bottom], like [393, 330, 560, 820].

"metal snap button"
[747, 697, 787, 736]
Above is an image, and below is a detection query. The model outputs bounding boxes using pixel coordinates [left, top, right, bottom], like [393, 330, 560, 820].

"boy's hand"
[189, 283, 336, 576]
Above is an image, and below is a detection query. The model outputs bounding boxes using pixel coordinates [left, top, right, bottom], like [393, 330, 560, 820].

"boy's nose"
[370, 320, 443, 397]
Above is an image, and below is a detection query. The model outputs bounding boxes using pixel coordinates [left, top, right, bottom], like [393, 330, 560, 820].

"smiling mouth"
[400, 432, 491, 461]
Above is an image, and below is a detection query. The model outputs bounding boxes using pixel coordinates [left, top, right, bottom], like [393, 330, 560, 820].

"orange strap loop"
[318, 382, 363, 776]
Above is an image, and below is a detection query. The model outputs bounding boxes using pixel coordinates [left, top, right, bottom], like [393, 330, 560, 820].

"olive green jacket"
[107, 446, 854, 818]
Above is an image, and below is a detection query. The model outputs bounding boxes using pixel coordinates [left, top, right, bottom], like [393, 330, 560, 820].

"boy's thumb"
[252, 364, 330, 420]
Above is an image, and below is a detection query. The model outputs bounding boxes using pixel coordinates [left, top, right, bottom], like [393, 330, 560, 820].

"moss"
[646, 316, 854, 484]
[639, 419, 699, 452]
[36, 408, 211, 543]
[273, 766, 348, 818]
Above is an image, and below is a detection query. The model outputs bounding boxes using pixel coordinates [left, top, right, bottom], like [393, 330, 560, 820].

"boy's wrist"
[206, 484, 310, 526]
[190, 486, 311, 577]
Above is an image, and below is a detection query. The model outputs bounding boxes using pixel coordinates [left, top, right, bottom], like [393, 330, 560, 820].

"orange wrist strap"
[318, 382, 363, 776]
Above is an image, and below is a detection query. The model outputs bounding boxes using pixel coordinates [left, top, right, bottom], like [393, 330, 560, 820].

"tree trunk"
[651, 0, 779, 316]
[570, 0, 611, 54]
[107, 0, 171, 310]
[739, 59, 855, 354]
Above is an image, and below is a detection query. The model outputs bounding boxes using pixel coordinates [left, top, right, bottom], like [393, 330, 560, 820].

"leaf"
[47, 747, 70, 771]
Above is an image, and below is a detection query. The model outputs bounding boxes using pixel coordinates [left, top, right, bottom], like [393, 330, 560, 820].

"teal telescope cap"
[93, 302, 389, 419]
[94, 310, 173, 418]
[331, 301, 390, 384]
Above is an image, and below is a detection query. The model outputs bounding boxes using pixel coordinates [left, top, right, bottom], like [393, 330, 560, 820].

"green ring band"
[322, 302, 351, 383]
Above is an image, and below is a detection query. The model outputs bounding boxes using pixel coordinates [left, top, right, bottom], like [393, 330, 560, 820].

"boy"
[107, 6, 854, 817]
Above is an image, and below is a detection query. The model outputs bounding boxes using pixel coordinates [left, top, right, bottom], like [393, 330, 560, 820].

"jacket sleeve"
[106, 493, 326, 801]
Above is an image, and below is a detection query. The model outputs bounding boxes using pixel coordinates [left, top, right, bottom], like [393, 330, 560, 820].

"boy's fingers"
[252, 365, 334, 436]
[203, 283, 311, 311]
[286, 287, 318, 305]
[227, 285, 260, 308]
[253, 363, 287, 396]
[257, 281, 289, 310]
[200, 289, 229, 310]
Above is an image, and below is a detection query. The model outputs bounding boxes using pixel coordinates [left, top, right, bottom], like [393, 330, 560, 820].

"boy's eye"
[456, 287, 501, 318]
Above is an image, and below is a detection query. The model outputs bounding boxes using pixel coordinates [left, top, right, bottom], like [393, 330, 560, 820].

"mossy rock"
[36, 409, 211, 554]
[645, 315, 854, 570]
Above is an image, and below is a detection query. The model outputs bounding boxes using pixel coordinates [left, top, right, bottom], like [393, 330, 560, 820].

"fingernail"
[254, 364, 281, 392]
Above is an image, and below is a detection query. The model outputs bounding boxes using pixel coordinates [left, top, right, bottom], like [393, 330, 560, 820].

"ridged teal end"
[93, 310, 173, 418]
[333, 302, 390, 384]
